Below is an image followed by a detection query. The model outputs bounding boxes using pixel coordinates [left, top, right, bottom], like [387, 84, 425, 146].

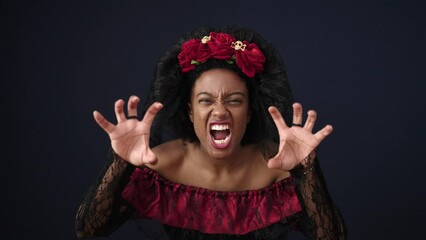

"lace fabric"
[75, 150, 347, 239]
[131, 218, 297, 240]
[75, 150, 136, 238]
[290, 158, 347, 239]
[121, 166, 301, 235]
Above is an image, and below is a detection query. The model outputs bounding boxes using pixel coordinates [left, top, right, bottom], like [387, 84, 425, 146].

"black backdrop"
[4, 0, 425, 239]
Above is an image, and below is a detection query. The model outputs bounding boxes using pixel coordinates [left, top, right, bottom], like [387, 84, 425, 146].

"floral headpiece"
[178, 32, 266, 78]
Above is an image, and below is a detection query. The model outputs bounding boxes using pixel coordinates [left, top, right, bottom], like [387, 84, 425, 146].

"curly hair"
[144, 26, 294, 156]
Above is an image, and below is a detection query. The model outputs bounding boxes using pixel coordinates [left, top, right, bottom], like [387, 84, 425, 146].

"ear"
[188, 103, 193, 122]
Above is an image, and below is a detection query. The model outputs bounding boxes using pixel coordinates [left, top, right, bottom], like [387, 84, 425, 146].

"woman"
[76, 26, 346, 239]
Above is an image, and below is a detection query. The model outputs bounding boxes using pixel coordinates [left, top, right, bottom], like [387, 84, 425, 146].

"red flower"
[178, 32, 266, 77]
[178, 39, 200, 73]
[195, 43, 211, 62]
[209, 32, 235, 61]
[234, 42, 266, 78]
[208, 32, 235, 60]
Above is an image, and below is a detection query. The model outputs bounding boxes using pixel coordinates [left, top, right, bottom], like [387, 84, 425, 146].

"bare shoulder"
[145, 139, 187, 172]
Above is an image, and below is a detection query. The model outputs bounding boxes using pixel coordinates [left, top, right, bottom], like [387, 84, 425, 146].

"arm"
[75, 150, 136, 238]
[76, 96, 163, 237]
[267, 103, 347, 239]
[290, 154, 347, 239]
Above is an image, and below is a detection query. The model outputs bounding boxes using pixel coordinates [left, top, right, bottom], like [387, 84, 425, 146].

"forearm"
[291, 156, 347, 240]
[75, 150, 136, 238]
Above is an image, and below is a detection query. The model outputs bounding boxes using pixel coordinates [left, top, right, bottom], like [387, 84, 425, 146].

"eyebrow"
[196, 92, 246, 98]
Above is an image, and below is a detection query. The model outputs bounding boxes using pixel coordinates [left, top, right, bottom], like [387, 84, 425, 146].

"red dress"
[121, 166, 302, 237]
[75, 150, 347, 239]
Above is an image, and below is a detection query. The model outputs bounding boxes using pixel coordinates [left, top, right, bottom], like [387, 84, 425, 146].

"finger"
[314, 124, 333, 142]
[143, 150, 158, 164]
[141, 102, 164, 127]
[304, 110, 317, 131]
[114, 99, 127, 123]
[292, 103, 303, 126]
[267, 152, 296, 171]
[93, 110, 115, 134]
[268, 106, 289, 131]
[127, 95, 140, 119]
[267, 157, 282, 169]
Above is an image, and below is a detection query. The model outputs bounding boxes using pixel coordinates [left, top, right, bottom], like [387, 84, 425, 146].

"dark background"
[4, 0, 425, 239]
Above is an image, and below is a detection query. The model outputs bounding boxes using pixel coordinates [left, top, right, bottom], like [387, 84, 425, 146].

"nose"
[212, 103, 229, 119]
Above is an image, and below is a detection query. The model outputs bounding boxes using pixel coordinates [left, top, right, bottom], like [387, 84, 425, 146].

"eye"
[226, 99, 243, 105]
[199, 98, 213, 104]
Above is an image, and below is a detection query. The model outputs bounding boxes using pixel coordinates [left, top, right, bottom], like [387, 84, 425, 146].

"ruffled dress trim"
[122, 167, 302, 235]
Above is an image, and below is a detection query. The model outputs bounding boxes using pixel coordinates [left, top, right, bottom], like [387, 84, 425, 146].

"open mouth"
[210, 124, 231, 147]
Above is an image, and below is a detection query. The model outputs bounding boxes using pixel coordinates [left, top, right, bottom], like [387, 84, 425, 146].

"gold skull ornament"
[231, 41, 247, 51]
[201, 36, 211, 44]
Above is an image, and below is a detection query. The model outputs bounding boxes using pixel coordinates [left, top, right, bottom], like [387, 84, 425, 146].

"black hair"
[144, 26, 294, 157]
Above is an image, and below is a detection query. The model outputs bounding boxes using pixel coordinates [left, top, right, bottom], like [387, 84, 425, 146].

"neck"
[189, 142, 254, 177]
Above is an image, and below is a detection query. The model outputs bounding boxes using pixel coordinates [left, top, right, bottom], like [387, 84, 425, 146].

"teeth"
[214, 139, 226, 144]
[213, 135, 230, 145]
[211, 124, 229, 130]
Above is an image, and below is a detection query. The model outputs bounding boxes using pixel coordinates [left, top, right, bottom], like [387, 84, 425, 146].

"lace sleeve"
[290, 155, 347, 240]
[75, 149, 136, 238]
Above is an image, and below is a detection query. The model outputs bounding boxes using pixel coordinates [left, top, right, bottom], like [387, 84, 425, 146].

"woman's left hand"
[267, 103, 333, 171]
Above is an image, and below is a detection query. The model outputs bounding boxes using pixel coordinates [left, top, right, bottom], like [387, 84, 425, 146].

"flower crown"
[178, 32, 266, 78]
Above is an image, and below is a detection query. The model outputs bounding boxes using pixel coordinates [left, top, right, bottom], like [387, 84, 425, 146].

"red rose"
[234, 42, 265, 78]
[195, 42, 211, 63]
[178, 39, 200, 73]
[209, 32, 235, 61]
[178, 32, 266, 77]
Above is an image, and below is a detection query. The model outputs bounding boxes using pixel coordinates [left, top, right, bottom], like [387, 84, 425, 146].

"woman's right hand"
[93, 95, 163, 166]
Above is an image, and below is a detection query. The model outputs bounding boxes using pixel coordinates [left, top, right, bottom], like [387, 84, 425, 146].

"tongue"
[212, 130, 229, 140]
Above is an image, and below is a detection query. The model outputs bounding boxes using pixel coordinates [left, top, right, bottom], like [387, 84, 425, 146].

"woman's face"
[189, 68, 250, 159]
